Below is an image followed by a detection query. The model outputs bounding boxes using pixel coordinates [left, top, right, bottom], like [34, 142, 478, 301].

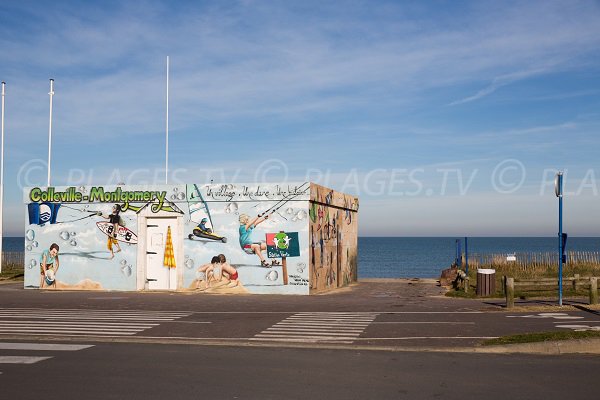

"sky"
[1, 0, 600, 236]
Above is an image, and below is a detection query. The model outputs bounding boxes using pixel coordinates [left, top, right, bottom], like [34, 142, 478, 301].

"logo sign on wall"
[266, 232, 300, 258]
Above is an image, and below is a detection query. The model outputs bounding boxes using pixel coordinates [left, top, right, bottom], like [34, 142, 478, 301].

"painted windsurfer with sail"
[187, 184, 227, 242]
[238, 213, 270, 267]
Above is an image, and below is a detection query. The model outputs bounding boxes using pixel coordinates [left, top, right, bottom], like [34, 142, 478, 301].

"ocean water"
[5, 236, 600, 279]
[357, 237, 600, 279]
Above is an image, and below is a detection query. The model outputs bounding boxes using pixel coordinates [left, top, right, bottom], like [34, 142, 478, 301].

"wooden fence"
[465, 251, 600, 270]
[1, 251, 25, 268]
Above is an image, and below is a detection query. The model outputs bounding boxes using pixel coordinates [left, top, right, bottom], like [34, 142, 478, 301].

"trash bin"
[476, 268, 496, 296]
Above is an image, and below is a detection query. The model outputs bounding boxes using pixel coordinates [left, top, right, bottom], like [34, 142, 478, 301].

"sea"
[4, 236, 600, 279]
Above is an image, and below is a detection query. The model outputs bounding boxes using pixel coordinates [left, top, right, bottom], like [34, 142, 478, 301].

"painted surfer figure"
[238, 214, 270, 267]
[103, 204, 122, 259]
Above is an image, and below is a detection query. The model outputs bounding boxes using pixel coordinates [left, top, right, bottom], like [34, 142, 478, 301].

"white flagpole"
[48, 79, 54, 187]
[165, 56, 169, 185]
[0, 81, 5, 273]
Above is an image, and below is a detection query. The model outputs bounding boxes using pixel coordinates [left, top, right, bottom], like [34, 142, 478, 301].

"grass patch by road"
[0, 263, 24, 281]
[483, 330, 600, 346]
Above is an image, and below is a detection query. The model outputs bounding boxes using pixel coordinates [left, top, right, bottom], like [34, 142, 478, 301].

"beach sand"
[189, 279, 249, 294]
[51, 279, 104, 290]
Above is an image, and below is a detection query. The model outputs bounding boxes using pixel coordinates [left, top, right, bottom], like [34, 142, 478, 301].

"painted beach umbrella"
[163, 226, 176, 268]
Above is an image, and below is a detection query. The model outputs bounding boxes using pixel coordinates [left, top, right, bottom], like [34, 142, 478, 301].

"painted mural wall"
[309, 183, 359, 294]
[23, 183, 313, 295]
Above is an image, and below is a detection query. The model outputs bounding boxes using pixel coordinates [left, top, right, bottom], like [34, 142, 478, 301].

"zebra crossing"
[250, 312, 379, 344]
[0, 308, 192, 337]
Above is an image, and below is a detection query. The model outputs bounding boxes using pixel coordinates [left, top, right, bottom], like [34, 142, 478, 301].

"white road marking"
[371, 322, 476, 325]
[0, 356, 52, 364]
[251, 312, 378, 344]
[0, 308, 192, 337]
[507, 313, 583, 320]
[0, 343, 94, 351]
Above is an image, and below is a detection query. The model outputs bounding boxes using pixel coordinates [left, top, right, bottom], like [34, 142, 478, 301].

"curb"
[1, 334, 599, 355]
[474, 338, 600, 355]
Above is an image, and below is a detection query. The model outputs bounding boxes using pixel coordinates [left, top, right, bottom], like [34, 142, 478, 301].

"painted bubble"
[78, 186, 87, 193]
[84, 204, 90, 210]
[121, 265, 132, 277]
[286, 208, 294, 215]
[173, 187, 179, 193]
[120, 259, 128, 266]
[266, 270, 279, 282]
[26, 245, 32, 251]
[60, 231, 70, 241]
[291, 216, 298, 222]
[296, 210, 307, 220]
[184, 259, 195, 269]
[70, 232, 77, 237]
[170, 194, 177, 200]
[32, 241, 39, 248]
[25, 229, 35, 242]
[29, 259, 37, 269]
[225, 202, 239, 214]
[185, 254, 189, 259]
[297, 262, 306, 273]
[177, 192, 186, 201]
[70, 239, 77, 247]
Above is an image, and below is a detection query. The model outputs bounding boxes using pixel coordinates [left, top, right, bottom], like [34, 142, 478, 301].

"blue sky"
[1, 0, 600, 236]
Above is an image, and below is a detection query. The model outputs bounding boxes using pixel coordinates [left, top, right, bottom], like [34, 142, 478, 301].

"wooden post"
[281, 256, 288, 285]
[464, 277, 469, 293]
[506, 277, 514, 309]
[590, 277, 598, 305]
[573, 274, 579, 292]
[279, 230, 288, 285]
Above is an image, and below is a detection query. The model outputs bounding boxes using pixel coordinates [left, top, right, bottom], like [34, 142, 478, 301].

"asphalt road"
[1, 342, 599, 400]
[0, 279, 599, 349]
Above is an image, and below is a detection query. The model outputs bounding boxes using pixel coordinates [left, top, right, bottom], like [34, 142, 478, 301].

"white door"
[146, 218, 177, 290]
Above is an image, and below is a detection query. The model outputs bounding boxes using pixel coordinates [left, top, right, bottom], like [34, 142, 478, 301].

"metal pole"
[165, 56, 169, 185]
[48, 79, 54, 187]
[0, 82, 5, 273]
[464, 236, 468, 274]
[557, 172, 564, 306]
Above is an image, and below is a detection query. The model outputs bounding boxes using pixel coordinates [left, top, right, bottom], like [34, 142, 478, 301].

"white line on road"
[253, 334, 359, 340]
[371, 322, 476, 325]
[266, 326, 364, 333]
[277, 322, 370, 327]
[0, 328, 137, 335]
[0, 356, 52, 364]
[0, 343, 94, 351]
[0, 321, 157, 327]
[265, 329, 361, 337]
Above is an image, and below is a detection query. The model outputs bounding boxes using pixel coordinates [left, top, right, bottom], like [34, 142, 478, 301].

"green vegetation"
[445, 261, 600, 299]
[483, 330, 600, 346]
[0, 262, 24, 281]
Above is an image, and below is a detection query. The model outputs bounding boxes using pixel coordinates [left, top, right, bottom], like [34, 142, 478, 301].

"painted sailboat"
[186, 184, 227, 243]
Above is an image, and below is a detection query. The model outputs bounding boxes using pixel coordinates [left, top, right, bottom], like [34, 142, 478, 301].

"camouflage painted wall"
[309, 183, 359, 294]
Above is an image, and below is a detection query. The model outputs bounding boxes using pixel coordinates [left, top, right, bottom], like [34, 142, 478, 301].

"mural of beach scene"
[22, 183, 359, 295]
